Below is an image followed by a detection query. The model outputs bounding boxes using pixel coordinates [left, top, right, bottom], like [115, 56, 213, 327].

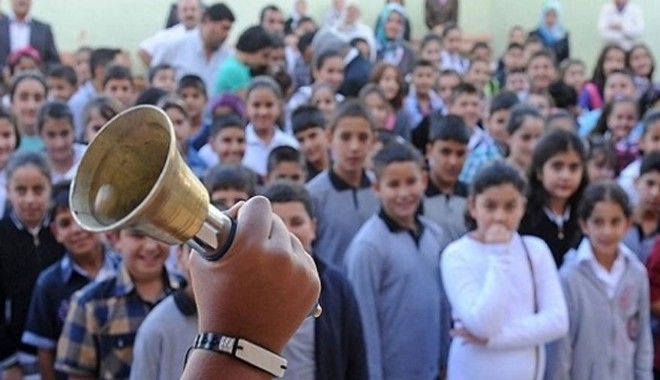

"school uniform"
[545, 239, 653, 380]
[130, 289, 198, 380]
[21, 252, 120, 380]
[306, 169, 379, 268]
[618, 158, 641, 205]
[0, 212, 65, 373]
[282, 255, 368, 380]
[519, 206, 582, 267]
[423, 180, 468, 242]
[241, 123, 299, 177]
[346, 210, 451, 380]
[623, 223, 659, 264]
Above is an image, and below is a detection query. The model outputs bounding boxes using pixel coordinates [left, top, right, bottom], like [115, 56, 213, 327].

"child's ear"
[425, 142, 432, 157]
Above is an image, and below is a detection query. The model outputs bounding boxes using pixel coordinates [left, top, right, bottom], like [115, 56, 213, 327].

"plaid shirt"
[459, 127, 502, 183]
[55, 263, 182, 380]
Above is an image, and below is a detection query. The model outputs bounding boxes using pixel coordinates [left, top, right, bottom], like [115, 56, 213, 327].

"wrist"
[182, 349, 271, 380]
[186, 333, 288, 378]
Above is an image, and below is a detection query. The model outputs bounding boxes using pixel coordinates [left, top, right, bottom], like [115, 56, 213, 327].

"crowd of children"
[1, 0, 660, 379]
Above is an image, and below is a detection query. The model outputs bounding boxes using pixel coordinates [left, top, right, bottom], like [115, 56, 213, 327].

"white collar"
[575, 237, 634, 265]
[543, 206, 571, 227]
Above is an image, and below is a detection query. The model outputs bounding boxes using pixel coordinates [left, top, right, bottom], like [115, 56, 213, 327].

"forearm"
[444, 249, 513, 338]
[37, 349, 57, 380]
[180, 349, 270, 380]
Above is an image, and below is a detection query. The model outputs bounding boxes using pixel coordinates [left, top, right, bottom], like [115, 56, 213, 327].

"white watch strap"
[191, 333, 288, 378]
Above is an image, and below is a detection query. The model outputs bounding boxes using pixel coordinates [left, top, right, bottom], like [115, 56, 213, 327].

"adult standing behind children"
[0, 0, 60, 71]
[598, 0, 644, 51]
[138, 0, 203, 67]
[151, 3, 235, 97]
[529, 0, 570, 64]
[213, 26, 274, 99]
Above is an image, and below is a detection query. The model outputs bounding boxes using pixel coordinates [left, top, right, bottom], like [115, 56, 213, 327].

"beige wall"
[3, 0, 658, 76]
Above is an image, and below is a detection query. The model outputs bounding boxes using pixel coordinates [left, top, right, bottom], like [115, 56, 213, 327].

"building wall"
[4, 0, 657, 76]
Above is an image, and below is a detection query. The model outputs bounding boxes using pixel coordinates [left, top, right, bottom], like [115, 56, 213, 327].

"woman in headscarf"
[530, 0, 570, 63]
[374, 0, 411, 41]
[375, 3, 416, 76]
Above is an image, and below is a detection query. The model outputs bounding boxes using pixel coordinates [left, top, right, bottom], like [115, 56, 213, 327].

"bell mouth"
[70, 105, 174, 232]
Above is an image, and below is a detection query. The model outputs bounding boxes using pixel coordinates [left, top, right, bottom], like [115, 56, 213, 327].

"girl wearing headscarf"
[530, 0, 570, 63]
[375, 4, 415, 76]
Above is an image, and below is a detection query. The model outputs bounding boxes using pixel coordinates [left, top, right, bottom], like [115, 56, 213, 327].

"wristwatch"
[188, 332, 288, 378]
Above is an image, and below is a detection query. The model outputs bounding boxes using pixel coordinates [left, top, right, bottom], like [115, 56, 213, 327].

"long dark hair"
[591, 44, 626, 96]
[527, 129, 588, 212]
[465, 160, 528, 230]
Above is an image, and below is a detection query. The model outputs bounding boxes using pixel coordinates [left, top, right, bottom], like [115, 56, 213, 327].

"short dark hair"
[261, 181, 315, 219]
[267, 146, 305, 174]
[297, 31, 316, 53]
[236, 26, 274, 53]
[313, 49, 342, 71]
[451, 82, 479, 103]
[291, 105, 326, 135]
[466, 160, 528, 230]
[148, 63, 174, 83]
[50, 180, 71, 221]
[578, 181, 632, 222]
[209, 114, 245, 137]
[203, 165, 256, 195]
[328, 98, 376, 133]
[640, 152, 660, 177]
[642, 110, 660, 136]
[259, 4, 281, 23]
[413, 59, 435, 71]
[135, 87, 168, 106]
[506, 42, 524, 52]
[548, 80, 578, 109]
[47, 64, 77, 87]
[177, 74, 208, 97]
[102, 64, 133, 88]
[528, 49, 557, 67]
[490, 90, 519, 114]
[506, 104, 543, 135]
[372, 142, 423, 179]
[6, 151, 51, 183]
[428, 114, 470, 144]
[89, 48, 121, 79]
[37, 101, 74, 133]
[203, 3, 235, 22]
[471, 41, 491, 54]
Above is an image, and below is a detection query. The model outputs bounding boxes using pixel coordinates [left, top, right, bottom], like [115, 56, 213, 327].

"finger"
[221, 200, 244, 220]
[236, 196, 273, 241]
[266, 213, 295, 257]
